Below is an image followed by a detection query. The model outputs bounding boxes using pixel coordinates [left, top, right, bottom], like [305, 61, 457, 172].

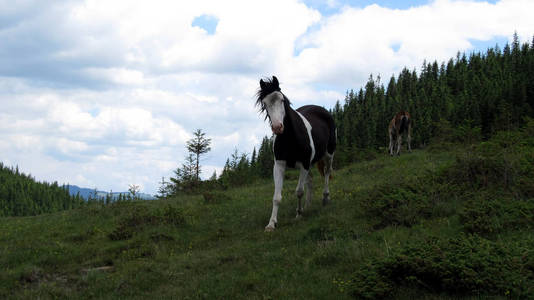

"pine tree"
[186, 129, 212, 181]
[209, 171, 217, 181]
[250, 147, 257, 169]
[170, 153, 197, 194]
[255, 136, 274, 178]
[156, 177, 171, 199]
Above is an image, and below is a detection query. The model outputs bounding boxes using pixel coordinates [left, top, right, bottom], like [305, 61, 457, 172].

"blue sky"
[192, 15, 219, 35]
[0, 0, 532, 194]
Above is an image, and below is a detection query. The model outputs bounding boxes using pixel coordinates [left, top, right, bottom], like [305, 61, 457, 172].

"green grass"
[1, 138, 533, 299]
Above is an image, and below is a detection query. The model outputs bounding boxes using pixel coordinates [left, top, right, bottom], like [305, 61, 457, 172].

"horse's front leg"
[295, 163, 309, 218]
[266, 160, 286, 231]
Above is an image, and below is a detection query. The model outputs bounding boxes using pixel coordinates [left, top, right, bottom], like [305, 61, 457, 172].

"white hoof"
[265, 224, 275, 232]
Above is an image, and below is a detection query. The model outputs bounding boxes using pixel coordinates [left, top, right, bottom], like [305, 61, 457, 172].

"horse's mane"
[255, 76, 291, 116]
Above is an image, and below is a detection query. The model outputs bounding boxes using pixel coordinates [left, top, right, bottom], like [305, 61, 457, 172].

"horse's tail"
[316, 160, 333, 180]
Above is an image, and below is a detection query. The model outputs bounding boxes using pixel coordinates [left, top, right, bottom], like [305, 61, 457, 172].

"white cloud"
[1, 0, 533, 194]
[286, 0, 534, 87]
[83, 68, 147, 86]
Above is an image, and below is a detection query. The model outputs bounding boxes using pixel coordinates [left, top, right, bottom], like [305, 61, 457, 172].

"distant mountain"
[66, 185, 156, 200]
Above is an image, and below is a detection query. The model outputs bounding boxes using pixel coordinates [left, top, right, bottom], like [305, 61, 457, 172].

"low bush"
[442, 128, 533, 192]
[362, 184, 431, 229]
[333, 147, 378, 169]
[460, 192, 534, 234]
[360, 175, 456, 229]
[108, 205, 185, 241]
[202, 191, 232, 204]
[350, 234, 534, 299]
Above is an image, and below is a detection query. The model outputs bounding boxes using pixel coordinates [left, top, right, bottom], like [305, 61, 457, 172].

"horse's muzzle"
[271, 123, 284, 135]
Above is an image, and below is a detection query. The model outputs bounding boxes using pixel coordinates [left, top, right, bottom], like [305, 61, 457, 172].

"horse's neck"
[283, 105, 301, 136]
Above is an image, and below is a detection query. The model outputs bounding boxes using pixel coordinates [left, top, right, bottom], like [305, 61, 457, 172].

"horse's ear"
[260, 79, 266, 90]
[272, 76, 279, 89]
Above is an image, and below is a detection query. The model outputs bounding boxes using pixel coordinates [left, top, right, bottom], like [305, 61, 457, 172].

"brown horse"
[388, 111, 412, 156]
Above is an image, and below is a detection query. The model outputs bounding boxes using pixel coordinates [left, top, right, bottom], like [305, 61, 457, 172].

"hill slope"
[1, 131, 533, 299]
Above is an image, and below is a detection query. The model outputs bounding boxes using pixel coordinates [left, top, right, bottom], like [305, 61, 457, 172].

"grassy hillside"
[1, 128, 533, 299]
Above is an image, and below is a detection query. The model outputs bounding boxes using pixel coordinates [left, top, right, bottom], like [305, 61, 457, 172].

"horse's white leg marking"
[295, 111, 315, 164]
[396, 133, 402, 156]
[266, 160, 286, 231]
[322, 153, 333, 205]
[295, 162, 308, 218]
[305, 171, 313, 209]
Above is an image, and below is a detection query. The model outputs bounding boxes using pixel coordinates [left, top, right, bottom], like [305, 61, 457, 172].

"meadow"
[1, 124, 533, 299]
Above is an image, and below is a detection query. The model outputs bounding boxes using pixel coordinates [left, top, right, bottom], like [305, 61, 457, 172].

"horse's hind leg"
[304, 171, 313, 209]
[396, 134, 402, 156]
[389, 132, 393, 156]
[322, 153, 334, 206]
[295, 163, 309, 218]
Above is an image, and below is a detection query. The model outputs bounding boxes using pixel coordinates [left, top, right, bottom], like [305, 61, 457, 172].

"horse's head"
[256, 76, 288, 135]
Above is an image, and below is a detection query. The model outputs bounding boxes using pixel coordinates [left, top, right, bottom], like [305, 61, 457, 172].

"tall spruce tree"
[186, 129, 212, 181]
[170, 153, 197, 194]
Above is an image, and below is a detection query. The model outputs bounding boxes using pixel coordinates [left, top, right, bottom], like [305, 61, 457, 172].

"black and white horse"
[256, 76, 336, 231]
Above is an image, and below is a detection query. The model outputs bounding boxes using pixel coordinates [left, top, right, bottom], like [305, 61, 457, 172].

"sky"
[1, 0, 533, 195]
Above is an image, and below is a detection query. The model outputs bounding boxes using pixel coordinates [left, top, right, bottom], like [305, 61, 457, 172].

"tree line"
[331, 33, 534, 167]
[0, 164, 147, 217]
[0, 163, 83, 216]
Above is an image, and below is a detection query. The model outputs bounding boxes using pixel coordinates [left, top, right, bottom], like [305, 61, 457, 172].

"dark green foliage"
[0, 163, 82, 216]
[255, 136, 274, 178]
[362, 184, 433, 229]
[217, 136, 274, 189]
[219, 149, 255, 188]
[350, 235, 534, 299]
[361, 175, 456, 229]
[108, 205, 185, 241]
[202, 191, 231, 204]
[333, 147, 378, 169]
[169, 153, 198, 194]
[460, 193, 534, 234]
[449, 127, 534, 234]
[167, 129, 212, 195]
[348, 124, 534, 298]
[444, 127, 534, 193]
